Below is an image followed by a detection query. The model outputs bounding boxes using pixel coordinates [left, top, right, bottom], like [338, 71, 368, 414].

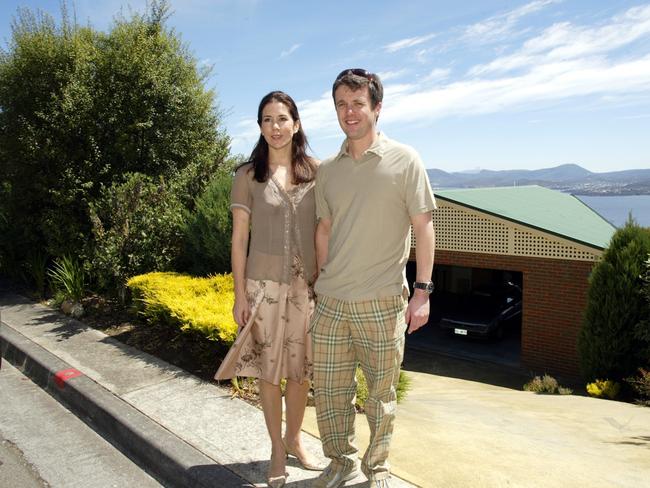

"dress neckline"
[271, 174, 298, 196]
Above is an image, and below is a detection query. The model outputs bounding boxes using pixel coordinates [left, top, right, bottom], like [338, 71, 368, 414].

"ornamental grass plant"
[626, 368, 650, 406]
[48, 256, 85, 302]
[523, 374, 573, 395]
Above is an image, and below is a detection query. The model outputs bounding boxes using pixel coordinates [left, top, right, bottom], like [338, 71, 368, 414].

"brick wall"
[432, 250, 594, 380]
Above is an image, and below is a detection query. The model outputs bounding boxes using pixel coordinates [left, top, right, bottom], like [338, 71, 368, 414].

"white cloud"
[424, 68, 451, 82]
[415, 49, 430, 64]
[296, 92, 339, 138]
[230, 118, 260, 155]
[470, 5, 650, 76]
[463, 0, 561, 43]
[384, 33, 436, 53]
[280, 43, 301, 58]
[381, 55, 650, 124]
[384, 83, 418, 98]
[377, 69, 408, 81]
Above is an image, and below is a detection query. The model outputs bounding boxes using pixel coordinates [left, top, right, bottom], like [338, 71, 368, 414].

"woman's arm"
[231, 208, 251, 328]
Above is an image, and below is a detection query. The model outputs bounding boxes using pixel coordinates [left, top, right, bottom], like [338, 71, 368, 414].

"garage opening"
[405, 263, 523, 368]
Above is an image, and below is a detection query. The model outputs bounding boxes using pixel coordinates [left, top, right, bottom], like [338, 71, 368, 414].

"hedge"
[127, 271, 237, 345]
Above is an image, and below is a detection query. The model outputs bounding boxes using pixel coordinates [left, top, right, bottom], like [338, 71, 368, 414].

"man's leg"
[311, 295, 359, 471]
[350, 296, 407, 481]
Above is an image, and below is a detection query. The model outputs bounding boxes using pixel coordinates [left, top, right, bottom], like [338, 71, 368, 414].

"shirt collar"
[334, 132, 388, 161]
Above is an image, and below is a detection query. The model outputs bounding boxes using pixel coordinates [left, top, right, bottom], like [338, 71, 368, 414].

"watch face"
[414, 281, 434, 292]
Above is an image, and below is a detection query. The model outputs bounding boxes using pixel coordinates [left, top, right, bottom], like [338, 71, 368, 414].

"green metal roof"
[434, 185, 616, 250]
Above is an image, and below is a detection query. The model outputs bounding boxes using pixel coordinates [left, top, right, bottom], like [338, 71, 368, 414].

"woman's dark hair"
[244, 91, 316, 184]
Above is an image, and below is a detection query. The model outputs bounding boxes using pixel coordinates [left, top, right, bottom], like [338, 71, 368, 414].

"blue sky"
[1, 1, 649, 173]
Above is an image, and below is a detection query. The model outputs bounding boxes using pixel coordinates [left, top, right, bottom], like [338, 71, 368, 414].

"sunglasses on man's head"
[336, 68, 376, 81]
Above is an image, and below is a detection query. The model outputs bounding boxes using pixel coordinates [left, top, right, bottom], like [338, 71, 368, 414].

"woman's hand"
[233, 297, 251, 331]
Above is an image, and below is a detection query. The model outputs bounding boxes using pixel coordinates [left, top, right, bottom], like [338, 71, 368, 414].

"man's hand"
[405, 291, 430, 334]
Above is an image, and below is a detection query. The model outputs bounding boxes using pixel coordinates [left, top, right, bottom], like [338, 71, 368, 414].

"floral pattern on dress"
[214, 254, 314, 385]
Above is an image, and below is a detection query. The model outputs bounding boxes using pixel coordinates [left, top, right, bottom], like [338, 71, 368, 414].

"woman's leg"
[284, 379, 309, 442]
[258, 379, 286, 477]
[283, 379, 322, 467]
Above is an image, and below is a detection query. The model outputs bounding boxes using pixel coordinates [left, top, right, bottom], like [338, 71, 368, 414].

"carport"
[407, 185, 615, 380]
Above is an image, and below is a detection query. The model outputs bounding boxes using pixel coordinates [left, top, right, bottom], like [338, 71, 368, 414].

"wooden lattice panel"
[411, 200, 601, 261]
[513, 229, 597, 260]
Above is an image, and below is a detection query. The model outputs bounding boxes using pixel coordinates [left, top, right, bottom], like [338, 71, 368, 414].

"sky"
[1, 0, 650, 173]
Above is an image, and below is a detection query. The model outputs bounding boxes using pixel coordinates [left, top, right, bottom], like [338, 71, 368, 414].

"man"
[311, 69, 436, 488]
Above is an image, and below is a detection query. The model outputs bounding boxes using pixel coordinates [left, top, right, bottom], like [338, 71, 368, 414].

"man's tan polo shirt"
[314, 133, 436, 301]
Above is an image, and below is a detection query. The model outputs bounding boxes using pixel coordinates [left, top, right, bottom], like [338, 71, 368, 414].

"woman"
[215, 91, 322, 487]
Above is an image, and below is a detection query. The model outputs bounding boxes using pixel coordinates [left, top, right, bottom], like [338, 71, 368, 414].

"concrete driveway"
[301, 348, 650, 488]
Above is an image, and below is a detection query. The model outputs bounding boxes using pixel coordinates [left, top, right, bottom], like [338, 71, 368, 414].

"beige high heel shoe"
[267, 452, 288, 488]
[282, 438, 325, 471]
[267, 473, 287, 488]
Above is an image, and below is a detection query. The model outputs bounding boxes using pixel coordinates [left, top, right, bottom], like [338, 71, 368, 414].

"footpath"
[2, 282, 650, 488]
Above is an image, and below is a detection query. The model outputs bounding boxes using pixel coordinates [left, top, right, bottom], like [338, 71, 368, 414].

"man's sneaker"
[367, 478, 391, 488]
[312, 462, 360, 488]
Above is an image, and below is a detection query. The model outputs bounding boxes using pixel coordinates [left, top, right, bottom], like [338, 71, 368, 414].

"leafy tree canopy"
[0, 0, 229, 263]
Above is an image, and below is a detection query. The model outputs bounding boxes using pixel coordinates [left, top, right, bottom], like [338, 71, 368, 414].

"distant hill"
[427, 164, 650, 195]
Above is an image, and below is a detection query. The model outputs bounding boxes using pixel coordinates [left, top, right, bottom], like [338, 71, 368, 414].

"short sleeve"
[315, 164, 331, 220]
[230, 165, 252, 213]
[404, 151, 437, 216]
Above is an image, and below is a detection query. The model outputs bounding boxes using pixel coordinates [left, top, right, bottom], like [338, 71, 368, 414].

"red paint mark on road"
[53, 368, 83, 389]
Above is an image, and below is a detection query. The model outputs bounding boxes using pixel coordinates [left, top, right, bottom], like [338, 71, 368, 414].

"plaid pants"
[310, 294, 407, 480]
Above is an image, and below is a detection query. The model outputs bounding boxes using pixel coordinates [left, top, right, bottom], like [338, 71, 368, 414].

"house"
[410, 185, 616, 379]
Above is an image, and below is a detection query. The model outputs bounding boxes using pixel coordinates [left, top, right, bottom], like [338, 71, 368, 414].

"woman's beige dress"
[214, 164, 317, 385]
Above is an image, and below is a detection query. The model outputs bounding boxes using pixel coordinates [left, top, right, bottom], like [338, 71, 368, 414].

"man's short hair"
[332, 69, 383, 109]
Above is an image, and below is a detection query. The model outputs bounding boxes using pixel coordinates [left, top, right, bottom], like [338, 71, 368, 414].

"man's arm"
[405, 210, 435, 334]
[314, 217, 332, 280]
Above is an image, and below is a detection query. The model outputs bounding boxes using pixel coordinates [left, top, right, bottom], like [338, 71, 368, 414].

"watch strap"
[413, 281, 434, 293]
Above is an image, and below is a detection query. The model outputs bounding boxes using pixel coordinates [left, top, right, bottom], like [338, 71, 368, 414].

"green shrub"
[90, 173, 185, 298]
[180, 166, 233, 275]
[586, 379, 620, 400]
[354, 367, 411, 411]
[578, 221, 650, 382]
[48, 255, 85, 302]
[523, 374, 573, 395]
[126, 271, 237, 345]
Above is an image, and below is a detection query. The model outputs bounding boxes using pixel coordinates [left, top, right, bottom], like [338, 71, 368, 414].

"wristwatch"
[413, 281, 435, 293]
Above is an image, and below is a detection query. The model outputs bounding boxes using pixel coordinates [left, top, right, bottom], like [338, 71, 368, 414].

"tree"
[0, 5, 99, 264]
[180, 160, 236, 276]
[0, 1, 229, 275]
[634, 255, 650, 364]
[578, 220, 650, 381]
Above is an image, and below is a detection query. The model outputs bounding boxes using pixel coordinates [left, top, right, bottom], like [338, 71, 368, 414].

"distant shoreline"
[427, 164, 650, 196]
[570, 192, 650, 196]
